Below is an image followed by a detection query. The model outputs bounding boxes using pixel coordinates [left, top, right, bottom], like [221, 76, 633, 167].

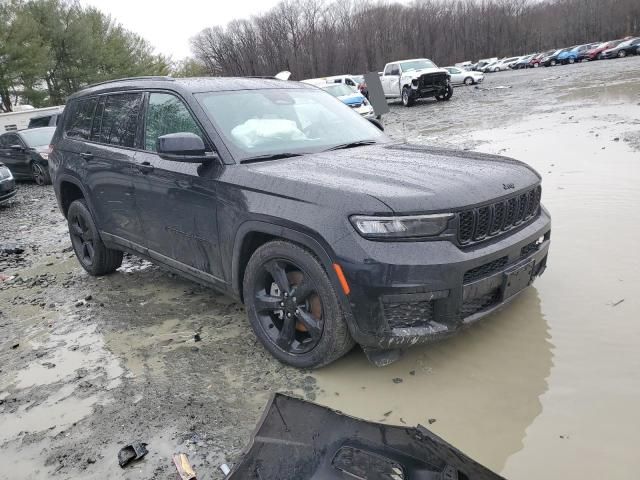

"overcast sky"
[80, 0, 283, 60]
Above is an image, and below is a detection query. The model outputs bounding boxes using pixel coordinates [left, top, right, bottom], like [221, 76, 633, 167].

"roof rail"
[81, 76, 175, 90]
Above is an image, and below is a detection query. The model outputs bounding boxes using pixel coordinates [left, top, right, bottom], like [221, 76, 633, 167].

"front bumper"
[340, 208, 551, 349]
[0, 179, 17, 205]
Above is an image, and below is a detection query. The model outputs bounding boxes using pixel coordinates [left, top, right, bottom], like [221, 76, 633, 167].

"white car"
[445, 67, 484, 85]
[487, 56, 522, 72]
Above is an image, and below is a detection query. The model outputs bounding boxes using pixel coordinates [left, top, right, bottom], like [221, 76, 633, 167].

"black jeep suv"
[49, 76, 550, 368]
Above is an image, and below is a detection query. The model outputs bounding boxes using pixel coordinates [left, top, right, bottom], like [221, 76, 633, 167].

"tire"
[463, 77, 473, 86]
[435, 84, 453, 102]
[568, 57, 575, 64]
[618, 50, 626, 58]
[67, 199, 123, 276]
[533, 63, 539, 68]
[401, 86, 414, 107]
[494, 67, 501, 72]
[550, 59, 557, 66]
[597, 53, 603, 60]
[31, 162, 51, 186]
[243, 240, 355, 368]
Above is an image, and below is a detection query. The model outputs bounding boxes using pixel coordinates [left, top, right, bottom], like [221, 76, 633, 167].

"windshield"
[399, 59, 437, 71]
[20, 127, 55, 147]
[322, 84, 357, 97]
[618, 39, 634, 47]
[196, 88, 386, 161]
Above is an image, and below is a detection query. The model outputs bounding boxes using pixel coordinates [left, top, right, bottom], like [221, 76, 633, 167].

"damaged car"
[49, 76, 550, 368]
[381, 58, 453, 106]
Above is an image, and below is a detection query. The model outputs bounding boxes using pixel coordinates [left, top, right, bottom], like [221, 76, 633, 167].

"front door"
[132, 91, 223, 281]
[381, 64, 401, 97]
[0, 133, 29, 178]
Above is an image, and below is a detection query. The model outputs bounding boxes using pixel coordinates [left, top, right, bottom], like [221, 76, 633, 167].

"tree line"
[0, 0, 170, 112]
[191, 0, 640, 80]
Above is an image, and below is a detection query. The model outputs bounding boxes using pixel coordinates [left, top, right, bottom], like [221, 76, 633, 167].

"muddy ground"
[1, 57, 639, 480]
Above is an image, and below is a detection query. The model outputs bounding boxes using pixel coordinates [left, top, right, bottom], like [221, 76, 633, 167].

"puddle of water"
[315, 288, 551, 472]
[0, 384, 98, 444]
[6, 321, 123, 391]
[315, 102, 640, 478]
[558, 79, 640, 105]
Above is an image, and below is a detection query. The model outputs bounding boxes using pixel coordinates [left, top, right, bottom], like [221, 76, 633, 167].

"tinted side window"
[99, 93, 143, 148]
[0, 135, 7, 147]
[5, 134, 21, 147]
[65, 98, 97, 140]
[143, 93, 204, 152]
[28, 116, 51, 128]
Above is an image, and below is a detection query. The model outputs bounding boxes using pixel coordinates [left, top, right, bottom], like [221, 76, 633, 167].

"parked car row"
[467, 36, 640, 72]
[0, 126, 55, 186]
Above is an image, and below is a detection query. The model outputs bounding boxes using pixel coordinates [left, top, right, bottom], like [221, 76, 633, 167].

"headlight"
[39, 152, 49, 160]
[350, 214, 453, 239]
[0, 166, 13, 180]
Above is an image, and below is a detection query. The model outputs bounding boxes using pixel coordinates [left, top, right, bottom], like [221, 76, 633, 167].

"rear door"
[0, 133, 29, 177]
[63, 93, 146, 246]
[132, 91, 224, 280]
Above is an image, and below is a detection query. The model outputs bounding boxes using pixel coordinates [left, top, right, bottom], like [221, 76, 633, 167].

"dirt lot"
[1, 57, 639, 480]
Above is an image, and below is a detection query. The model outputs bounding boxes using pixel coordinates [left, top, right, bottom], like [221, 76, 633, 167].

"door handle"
[80, 152, 94, 161]
[136, 161, 154, 174]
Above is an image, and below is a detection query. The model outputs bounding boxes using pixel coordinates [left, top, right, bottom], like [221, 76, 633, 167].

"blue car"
[557, 43, 599, 64]
[320, 83, 375, 118]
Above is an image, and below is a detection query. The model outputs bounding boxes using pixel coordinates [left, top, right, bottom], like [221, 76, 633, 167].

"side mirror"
[10, 144, 24, 152]
[156, 132, 211, 163]
[368, 118, 384, 132]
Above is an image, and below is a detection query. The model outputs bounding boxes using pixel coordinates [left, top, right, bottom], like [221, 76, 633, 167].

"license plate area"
[502, 260, 535, 299]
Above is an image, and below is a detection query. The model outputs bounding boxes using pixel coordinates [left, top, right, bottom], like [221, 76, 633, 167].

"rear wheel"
[401, 86, 414, 107]
[463, 77, 473, 86]
[435, 84, 453, 101]
[67, 199, 123, 276]
[568, 57, 575, 64]
[597, 53, 603, 60]
[243, 240, 354, 368]
[31, 162, 50, 186]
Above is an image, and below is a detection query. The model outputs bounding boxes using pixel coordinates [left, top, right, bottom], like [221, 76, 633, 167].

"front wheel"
[618, 50, 626, 58]
[435, 84, 453, 101]
[401, 86, 414, 107]
[243, 240, 354, 368]
[550, 59, 557, 66]
[31, 162, 51, 186]
[463, 77, 473, 86]
[67, 199, 123, 276]
[597, 53, 603, 60]
[568, 57, 575, 64]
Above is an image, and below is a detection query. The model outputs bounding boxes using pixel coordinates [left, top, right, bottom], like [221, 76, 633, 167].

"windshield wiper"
[324, 140, 377, 152]
[241, 153, 304, 163]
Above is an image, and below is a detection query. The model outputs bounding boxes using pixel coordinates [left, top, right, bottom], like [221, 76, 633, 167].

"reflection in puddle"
[558, 79, 640, 104]
[315, 289, 552, 473]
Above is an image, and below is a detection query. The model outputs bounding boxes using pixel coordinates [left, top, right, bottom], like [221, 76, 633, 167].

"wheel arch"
[231, 221, 338, 303]
[57, 175, 90, 218]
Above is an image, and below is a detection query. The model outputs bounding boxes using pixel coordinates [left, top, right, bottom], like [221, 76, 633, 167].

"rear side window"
[28, 116, 51, 128]
[65, 98, 97, 140]
[143, 93, 204, 152]
[98, 93, 143, 148]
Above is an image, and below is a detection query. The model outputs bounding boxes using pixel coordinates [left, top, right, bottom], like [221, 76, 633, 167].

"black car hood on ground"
[245, 143, 541, 213]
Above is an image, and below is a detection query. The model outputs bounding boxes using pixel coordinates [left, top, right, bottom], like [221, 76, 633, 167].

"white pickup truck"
[380, 58, 453, 107]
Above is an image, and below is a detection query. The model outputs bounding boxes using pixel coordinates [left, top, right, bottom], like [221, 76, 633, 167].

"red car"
[529, 51, 554, 67]
[584, 39, 627, 61]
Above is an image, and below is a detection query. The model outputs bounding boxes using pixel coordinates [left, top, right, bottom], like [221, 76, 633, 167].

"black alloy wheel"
[243, 240, 354, 368]
[69, 210, 95, 267]
[253, 259, 323, 355]
[66, 199, 123, 275]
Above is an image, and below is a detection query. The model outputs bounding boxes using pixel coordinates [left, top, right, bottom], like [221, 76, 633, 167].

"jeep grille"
[457, 186, 541, 245]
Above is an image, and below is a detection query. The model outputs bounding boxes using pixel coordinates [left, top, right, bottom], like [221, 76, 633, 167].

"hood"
[402, 67, 448, 78]
[244, 143, 541, 213]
